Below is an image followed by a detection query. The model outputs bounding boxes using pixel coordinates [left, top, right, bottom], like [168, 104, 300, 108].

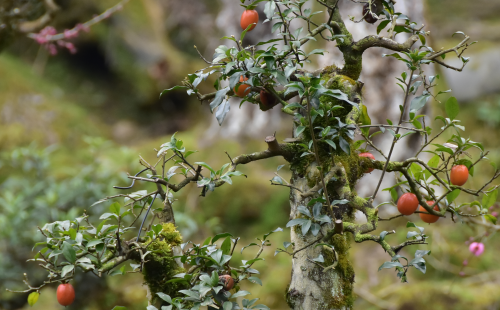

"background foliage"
[1, 0, 500, 309]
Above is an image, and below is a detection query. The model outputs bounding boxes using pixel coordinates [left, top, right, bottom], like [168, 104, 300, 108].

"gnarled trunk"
[285, 69, 364, 309]
[287, 173, 355, 310]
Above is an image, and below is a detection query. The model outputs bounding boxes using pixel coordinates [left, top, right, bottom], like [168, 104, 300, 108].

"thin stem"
[370, 69, 415, 203]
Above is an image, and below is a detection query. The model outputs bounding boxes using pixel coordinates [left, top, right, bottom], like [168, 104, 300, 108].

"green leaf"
[286, 218, 309, 227]
[410, 94, 431, 113]
[248, 276, 263, 286]
[482, 190, 498, 209]
[212, 232, 233, 244]
[484, 214, 497, 224]
[160, 86, 187, 98]
[379, 231, 389, 241]
[359, 105, 371, 136]
[28, 292, 39, 307]
[390, 188, 398, 202]
[61, 265, 75, 277]
[156, 293, 172, 304]
[284, 102, 302, 110]
[194, 162, 216, 174]
[295, 126, 306, 137]
[231, 290, 251, 298]
[111, 307, 128, 310]
[86, 239, 103, 248]
[378, 261, 403, 271]
[339, 137, 350, 154]
[377, 20, 391, 34]
[221, 237, 232, 255]
[410, 258, 427, 273]
[62, 242, 76, 264]
[445, 97, 459, 120]
[325, 139, 337, 150]
[447, 189, 461, 203]
[109, 202, 121, 215]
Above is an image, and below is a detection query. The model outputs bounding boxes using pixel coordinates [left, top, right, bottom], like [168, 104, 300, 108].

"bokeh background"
[1, 0, 500, 309]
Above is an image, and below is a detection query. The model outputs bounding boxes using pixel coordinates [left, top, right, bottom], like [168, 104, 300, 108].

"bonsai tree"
[9, 0, 499, 309]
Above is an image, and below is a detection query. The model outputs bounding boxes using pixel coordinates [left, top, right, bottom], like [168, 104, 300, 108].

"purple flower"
[469, 242, 485, 256]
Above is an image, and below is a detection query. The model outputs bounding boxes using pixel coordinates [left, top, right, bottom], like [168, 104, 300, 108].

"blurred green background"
[1, 0, 500, 309]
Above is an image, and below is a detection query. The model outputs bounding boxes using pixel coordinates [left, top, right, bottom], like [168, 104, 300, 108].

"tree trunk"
[287, 171, 355, 310]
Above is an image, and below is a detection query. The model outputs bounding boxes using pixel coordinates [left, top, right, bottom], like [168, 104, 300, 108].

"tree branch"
[353, 35, 419, 53]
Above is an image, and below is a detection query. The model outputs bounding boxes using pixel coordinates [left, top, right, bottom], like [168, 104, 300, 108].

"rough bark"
[287, 171, 355, 310]
[284, 69, 364, 309]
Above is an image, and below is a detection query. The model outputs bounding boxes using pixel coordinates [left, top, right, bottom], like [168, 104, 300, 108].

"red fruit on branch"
[359, 152, 375, 173]
[362, 4, 378, 24]
[219, 275, 235, 291]
[233, 76, 251, 97]
[57, 283, 75, 306]
[397, 193, 419, 215]
[419, 201, 440, 224]
[450, 165, 469, 186]
[240, 10, 259, 31]
[259, 90, 278, 111]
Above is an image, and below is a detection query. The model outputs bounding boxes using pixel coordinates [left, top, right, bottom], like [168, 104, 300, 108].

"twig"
[370, 69, 415, 203]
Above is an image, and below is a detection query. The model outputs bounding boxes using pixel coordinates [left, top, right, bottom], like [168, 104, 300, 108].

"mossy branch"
[353, 35, 419, 54]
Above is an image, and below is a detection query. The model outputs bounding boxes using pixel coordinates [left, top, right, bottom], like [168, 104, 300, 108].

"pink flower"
[47, 44, 58, 56]
[64, 29, 79, 39]
[492, 212, 498, 217]
[65, 42, 77, 54]
[462, 259, 468, 266]
[469, 242, 485, 256]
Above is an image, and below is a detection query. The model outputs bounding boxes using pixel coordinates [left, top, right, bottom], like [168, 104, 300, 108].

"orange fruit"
[219, 275, 235, 290]
[57, 283, 75, 306]
[450, 165, 469, 186]
[419, 201, 440, 224]
[233, 76, 251, 97]
[397, 193, 419, 215]
[240, 10, 259, 31]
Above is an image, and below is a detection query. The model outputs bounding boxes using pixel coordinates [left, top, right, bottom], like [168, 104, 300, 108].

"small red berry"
[359, 152, 375, 173]
[57, 283, 75, 306]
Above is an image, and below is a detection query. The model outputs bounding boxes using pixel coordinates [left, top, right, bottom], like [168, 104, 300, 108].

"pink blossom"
[65, 42, 77, 54]
[34, 35, 47, 44]
[492, 212, 498, 217]
[459, 271, 465, 277]
[462, 259, 468, 266]
[469, 242, 485, 257]
[64, 29, 79, 39]
[47, 44, 58, 56]
[40, 26, 56, 36]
